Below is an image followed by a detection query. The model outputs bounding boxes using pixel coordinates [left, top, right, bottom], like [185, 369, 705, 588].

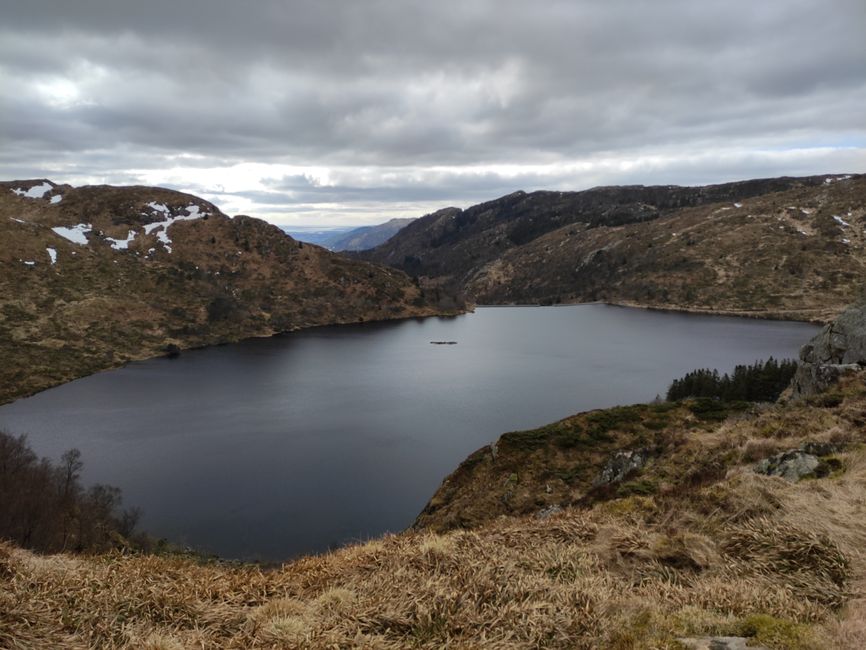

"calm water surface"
[0, 305, 818, 560]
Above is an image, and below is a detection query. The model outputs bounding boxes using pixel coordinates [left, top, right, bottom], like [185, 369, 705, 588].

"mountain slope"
[0, 180, 459, 404]
[326, 217, 416, 251]
[361, 175, 865, 320]
[279, 226, 354, 248]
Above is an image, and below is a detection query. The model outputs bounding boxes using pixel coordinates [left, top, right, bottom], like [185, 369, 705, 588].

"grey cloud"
[1, 0, 864, 222]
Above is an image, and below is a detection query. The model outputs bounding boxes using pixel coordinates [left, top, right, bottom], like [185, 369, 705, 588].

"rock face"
[593, 449, 648, 486]
[790, 303, 866, 398]
[754, 450, 820, 482]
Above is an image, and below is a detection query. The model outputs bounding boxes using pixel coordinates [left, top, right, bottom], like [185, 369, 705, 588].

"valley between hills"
[2, 176, 866, 649]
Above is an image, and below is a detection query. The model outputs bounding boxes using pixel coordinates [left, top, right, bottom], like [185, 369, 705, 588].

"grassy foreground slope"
[0, 180, 460, 405]
[3, 373, 866, 649]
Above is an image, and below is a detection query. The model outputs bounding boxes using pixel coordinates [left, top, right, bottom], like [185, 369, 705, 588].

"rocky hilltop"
[361, 175, 865, 321]
[0, 180, 460, 404]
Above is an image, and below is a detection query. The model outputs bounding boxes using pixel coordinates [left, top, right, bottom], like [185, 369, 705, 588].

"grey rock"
[790, 362, 860, 399]
[535, 505, 563, 520]
[790, 303, 866, 398]
[593, 449, 647, 486]
[754, 450, 820, 482]
[679, 637, 768, 650]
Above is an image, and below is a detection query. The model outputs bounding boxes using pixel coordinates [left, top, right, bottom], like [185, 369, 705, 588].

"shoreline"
[4, 299, 828, 408]
[0, 305, 470, 407]
[475, 299, 834, 325]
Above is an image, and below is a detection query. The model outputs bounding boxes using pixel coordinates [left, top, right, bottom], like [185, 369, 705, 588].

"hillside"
[0, 180, 460, 405]
[361, 175, 865, 321]
[326, 218, 416, 251]
[283, 218, 415, 251]
[278, 226, 354, 248]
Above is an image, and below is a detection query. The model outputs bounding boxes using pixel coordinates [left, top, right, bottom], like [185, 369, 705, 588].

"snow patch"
[147, 201, 171, 215]
[156, 230, 172, 253]
[106, 230, 137, 250]
[46, 247, 57, 264]
[21, 260, 35, 266]
[50, 194, 63, 204]
[9, 217, 27, 224]
[142, 203, 207, 253]
[11, 182, 53, 199]
[733, 202, 743, 208]
[52, 223, 92, 245]
[825, 175, 853, 184]
[833, 215, 851, 228]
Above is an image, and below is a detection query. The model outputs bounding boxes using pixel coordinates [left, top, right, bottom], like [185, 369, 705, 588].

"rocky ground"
[0, 180, 462, 405]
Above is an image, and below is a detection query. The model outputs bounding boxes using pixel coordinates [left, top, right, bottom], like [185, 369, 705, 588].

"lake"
[0, 305, 818, 561]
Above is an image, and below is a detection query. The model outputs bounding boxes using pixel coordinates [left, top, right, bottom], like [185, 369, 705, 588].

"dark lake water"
[0, 305, 818, 561]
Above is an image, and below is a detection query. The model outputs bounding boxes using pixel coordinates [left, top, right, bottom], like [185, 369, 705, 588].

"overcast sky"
[2, 1, 864, 225]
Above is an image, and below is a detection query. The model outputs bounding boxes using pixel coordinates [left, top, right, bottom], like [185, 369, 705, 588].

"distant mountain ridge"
[360, 174, 866, 321]
[0, 180, 458, 403]
[283, 217, 416, 251]
[279, 226, 354, 248]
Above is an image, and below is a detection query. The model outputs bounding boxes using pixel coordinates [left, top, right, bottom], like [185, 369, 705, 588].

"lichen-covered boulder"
[593, 449, 647, 486]
[754, 450, 819, 482]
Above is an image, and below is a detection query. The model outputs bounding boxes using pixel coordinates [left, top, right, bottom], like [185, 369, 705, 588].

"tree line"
[0, 431, 140, 553]
[666, 357, 798, 403]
